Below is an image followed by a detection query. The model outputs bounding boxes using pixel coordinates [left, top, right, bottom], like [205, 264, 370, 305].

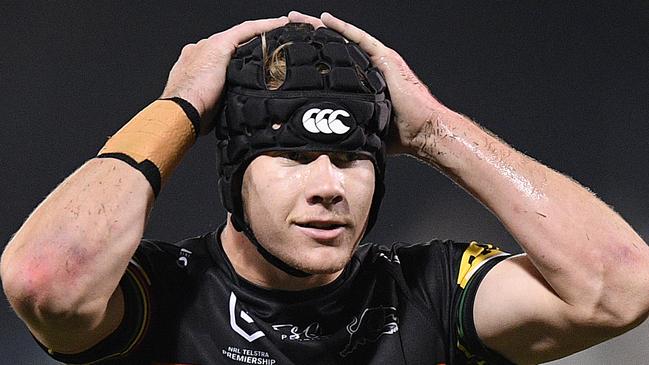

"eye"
[270, 151, 316, 164]
[329, 152, 368, 167]
[289, 152, 316, 164]
[269, 151, 369, 167]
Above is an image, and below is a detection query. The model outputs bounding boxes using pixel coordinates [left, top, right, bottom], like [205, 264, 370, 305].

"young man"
[2, 11, 648, 364]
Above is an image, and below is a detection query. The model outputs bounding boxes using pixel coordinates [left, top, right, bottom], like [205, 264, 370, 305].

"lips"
[293, 219, 349, 241]
[296, 221, 346, 229]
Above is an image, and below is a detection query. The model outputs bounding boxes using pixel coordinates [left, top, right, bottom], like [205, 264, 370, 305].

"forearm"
[1, 158, 152, 320]
[409, 102, 649, 319]
[1, 100, 196, 325]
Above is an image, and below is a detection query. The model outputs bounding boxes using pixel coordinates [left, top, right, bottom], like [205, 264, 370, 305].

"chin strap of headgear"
[229, 213, 312, 277]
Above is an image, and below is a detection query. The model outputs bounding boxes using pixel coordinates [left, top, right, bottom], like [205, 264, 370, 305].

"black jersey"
[38, 226, 513, 364]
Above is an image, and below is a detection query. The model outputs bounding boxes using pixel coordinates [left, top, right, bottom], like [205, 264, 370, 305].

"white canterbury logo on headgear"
[302, 108, 351, 134]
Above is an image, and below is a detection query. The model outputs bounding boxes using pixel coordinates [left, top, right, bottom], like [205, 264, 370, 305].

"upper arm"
[473, 255, 625, 364]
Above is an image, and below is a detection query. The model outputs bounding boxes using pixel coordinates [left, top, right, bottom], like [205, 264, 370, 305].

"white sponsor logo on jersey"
[302, 108, 351, 134]
[229, 292, 266, 342]
[272, 322, 323, 341]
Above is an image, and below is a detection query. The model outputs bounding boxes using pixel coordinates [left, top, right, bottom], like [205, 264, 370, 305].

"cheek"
[347, 166, 376, 215]
[243, 163, 302, 221]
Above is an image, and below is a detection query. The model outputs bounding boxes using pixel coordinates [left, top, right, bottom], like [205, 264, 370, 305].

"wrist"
[160, 88, 207, 121]
[404, 105, 468, 160]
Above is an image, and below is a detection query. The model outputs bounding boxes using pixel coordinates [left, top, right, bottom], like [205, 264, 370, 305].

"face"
[241, 151, 375, 275]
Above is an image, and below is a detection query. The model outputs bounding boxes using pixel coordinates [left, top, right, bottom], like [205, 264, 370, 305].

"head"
[215, 23, 391, 276]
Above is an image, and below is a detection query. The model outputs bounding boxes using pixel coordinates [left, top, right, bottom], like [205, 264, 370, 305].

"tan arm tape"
[98, 99, 196, 186]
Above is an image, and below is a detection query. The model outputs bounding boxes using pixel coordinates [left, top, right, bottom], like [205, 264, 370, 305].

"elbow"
[602, 244, 649, 330]
[580, 301, 649, 335]
[3, 261, 70, 322]
[3, 270, 106, 331]
[571, 259, 649, 334]
[1, 246, 101, 328]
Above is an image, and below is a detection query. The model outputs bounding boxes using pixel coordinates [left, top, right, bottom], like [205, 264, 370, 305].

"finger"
[288, 10, 325, 28]
[221, 16, 289, 46]
[320, 12, 386, 57]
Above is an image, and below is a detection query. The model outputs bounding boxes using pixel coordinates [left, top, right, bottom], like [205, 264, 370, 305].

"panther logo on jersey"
[339, 306, 399, 357]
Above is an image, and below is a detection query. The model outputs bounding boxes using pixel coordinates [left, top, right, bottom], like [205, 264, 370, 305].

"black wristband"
[97, 153, 162, 197]
[159, 97, 201, 138]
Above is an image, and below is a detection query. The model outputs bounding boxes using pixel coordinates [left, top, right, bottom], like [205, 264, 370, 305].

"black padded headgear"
[215, 23, 391, 276]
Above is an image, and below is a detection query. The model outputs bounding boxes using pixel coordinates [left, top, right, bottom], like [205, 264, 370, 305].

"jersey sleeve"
[32, 239, 175, 364]
[394, 239, 513, 364]
[453, 242, 515, 364]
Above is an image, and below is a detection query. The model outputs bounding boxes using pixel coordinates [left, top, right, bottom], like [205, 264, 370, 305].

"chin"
[280, 244, 354, 275]
[296, 261, 347, 275]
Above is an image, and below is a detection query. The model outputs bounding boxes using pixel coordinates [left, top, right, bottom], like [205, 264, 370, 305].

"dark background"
[1, 1, 648, 363]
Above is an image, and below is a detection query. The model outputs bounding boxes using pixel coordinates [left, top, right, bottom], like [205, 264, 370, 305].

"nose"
[305, 154, 345, 207]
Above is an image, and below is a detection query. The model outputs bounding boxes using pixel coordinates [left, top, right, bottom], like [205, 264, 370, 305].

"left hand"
[162, 16, 288, 134]
[288, 11, 447, 155]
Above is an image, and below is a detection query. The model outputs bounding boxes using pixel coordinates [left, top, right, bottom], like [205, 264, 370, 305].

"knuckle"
[207, 32, 224, 43]
[181, 43, 195, 54]
[387, 48, 401, 60]
[357, 30, 367, 41]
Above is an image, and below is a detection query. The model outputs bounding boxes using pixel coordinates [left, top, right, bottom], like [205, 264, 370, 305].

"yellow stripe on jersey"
[457, 242, 507, 289]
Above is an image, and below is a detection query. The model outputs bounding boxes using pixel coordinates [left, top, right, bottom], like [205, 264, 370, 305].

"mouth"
[293, 220, 348, 241]
[296, 221, 346, 229]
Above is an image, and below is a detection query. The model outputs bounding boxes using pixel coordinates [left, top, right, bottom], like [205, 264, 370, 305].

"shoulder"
[356, 240, 510, 307]
[359, 239, 471, 277]
[390, 240, 508, 285]
[137, 233, 211, 259]
[357, 239, 509, 275]
[132, 232, 218, 283]
[352, 240, 464, 305]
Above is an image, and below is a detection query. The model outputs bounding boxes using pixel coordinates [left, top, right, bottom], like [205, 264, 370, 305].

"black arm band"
[96, 153, 161, 197]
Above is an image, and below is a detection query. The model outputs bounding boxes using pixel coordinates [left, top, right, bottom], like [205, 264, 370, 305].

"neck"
[220, 220, 343, 291]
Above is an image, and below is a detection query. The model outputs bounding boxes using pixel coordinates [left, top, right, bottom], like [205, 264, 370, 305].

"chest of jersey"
[147, 266, 450, 365]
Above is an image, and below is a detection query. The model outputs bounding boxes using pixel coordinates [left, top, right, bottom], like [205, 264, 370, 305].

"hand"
[161, 16, 288, 135]
[288, 11, 446, 155]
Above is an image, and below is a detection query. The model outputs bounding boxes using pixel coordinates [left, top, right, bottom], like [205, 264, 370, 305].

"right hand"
[161, 16, 288, 135]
